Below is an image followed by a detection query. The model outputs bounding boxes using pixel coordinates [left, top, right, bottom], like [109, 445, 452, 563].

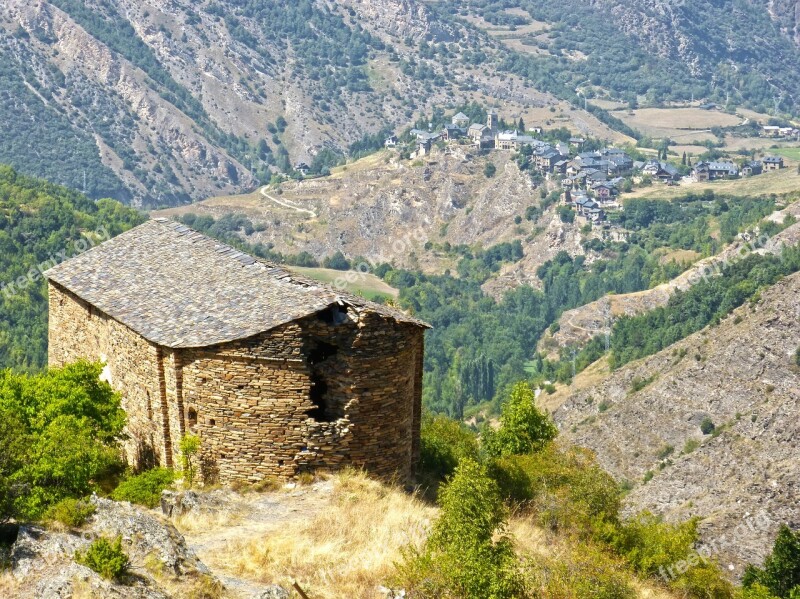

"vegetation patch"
[75, 536, 130, 581]
[111, 468, 176, 509]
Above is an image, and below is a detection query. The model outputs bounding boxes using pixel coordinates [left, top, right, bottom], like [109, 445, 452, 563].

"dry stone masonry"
[46, 219, 427, 483]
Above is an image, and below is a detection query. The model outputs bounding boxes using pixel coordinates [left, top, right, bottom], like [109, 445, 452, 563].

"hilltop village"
[384, 110, 789, 225]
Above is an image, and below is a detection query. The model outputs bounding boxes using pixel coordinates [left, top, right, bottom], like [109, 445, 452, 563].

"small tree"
[397, 459, 523, 598]
[744, 525, 800, 598]
[179, 434, 201, 488]
[484, 162, 497, 178]
[483, 382, 558, 458]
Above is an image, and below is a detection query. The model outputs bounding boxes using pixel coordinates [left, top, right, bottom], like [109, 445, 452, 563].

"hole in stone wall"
[187, 408, 198, 427]
[209, 418, 216, 426]
[317, 304, 348, 325]
[308, 373, 335, 422]
[307, 339, 339, 365]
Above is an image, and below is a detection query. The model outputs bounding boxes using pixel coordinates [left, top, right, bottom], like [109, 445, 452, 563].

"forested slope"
[0, 166, 144, 371]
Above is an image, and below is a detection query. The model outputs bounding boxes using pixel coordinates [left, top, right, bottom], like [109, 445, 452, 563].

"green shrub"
[44, 497, 95, 528]
[602, 511, 699, 577]
[180, 434, 201, 488]
[483, 382, 558, 458]
[0, 406, 26, 523]
[671, 561, 735, 598]
[112, 468, 175, 508]
[489, 443, 622, 536]
[396, 459, 524, 598]
[75, 536, 129, 580]
[794, 347, 800, 367]
[484, 162, 497, 178]
[419, 413, 479, 482]
[524, 540, 636, 599]
[0, 362, 126, 520]
[701, 418, 716, 435]
[657, 444, 675, 459]
[683, 439, 701, 454]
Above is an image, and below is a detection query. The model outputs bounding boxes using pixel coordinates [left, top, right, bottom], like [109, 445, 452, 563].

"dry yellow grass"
[223, 470, 436, 599]
[626, 166, 800, 200]
[616, 108, 742, 130]
[0, 574, 19, 597]
[538, 355, 613, 413]
[658, 248, 702, 266]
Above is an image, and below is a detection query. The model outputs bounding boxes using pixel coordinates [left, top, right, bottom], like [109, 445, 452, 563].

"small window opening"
[308, 339, 339, 365]
[209, 418, 216, 426]
[187, 408, 198, 427]
[308, 373, 335, 422]
[317, 304, 348, 325]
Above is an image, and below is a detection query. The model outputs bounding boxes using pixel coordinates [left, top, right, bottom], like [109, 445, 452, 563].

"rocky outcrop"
[554, 271, 800, 578]
[3, 496, 219, 598]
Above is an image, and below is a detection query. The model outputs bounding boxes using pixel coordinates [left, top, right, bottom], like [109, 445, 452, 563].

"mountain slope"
[451, 0, 800, 113]
[553, 270, 800, 576]
[0, 0, 555, 206]
[3, 0, 797, 206]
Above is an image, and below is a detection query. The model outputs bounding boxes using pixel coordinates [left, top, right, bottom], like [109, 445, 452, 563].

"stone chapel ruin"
[45, 218, 428, 483]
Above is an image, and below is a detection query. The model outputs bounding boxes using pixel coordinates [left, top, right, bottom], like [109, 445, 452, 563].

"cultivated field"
[626, 166, 800, 200]
[289, 266, 399, 301]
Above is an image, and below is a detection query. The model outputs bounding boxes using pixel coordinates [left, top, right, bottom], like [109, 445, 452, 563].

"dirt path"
[259, 186, 317, 218]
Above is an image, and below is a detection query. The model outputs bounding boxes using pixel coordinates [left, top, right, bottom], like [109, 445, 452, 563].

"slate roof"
[45, 219, 428, 349]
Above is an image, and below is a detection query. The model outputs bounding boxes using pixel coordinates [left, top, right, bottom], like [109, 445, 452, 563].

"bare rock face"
[554, 271, 800, 578]
[5, 496, 218, 598]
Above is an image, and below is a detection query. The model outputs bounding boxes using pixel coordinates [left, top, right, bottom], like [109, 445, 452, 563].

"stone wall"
[48, 282, 167, 468]
[49, 285, 424, 483]
[182, 306, 424, 482]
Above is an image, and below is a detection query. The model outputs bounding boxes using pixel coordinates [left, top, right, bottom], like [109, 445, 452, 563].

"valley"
[1, 1, 800, 597]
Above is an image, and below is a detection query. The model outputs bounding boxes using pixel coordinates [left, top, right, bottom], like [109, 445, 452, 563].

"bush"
[323, 250, 351, 270]
[490, 443, 622, 535]
[75, 536, 129, 580]
[484, 162, 497, 178]
[112, 468, 176, 508]
[180, 434, 201, 488]
[700, 418, 716, 435]
[558, 205, 575, 223]
[483, 382, 558, 458]
[602, 511, 699, 577]
[44, 497, 96, 528]
[396, 459, 524, 598]
[683, 439, 700, 454]
[525, 540, 636, 599]
[419, 414, 479, 482]
[0, 407, 26, 523]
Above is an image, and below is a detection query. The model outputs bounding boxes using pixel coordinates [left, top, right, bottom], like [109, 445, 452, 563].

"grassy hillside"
[0, 166, 144, 371]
